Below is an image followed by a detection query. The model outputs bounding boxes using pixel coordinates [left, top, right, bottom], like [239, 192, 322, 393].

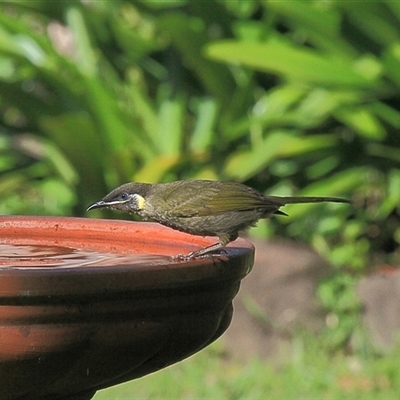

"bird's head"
[86, 182, 151, 214]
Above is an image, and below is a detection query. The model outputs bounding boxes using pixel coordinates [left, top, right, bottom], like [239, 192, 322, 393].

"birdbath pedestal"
[0, 216, 254, 400]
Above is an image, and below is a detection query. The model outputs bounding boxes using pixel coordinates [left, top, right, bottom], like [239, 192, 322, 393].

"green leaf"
[370, 102, 400, 128]
[66, 5, 97, 76]
[342, 2, 400, 47]
[366, 142, 400, 165]
[134, 154, 181, 183]
[383, 43, 400, 87]
[374, 168, 400, 218]
[283, 168, 362, 218]
[224, 131, 336, 180]
[268, 0, 356, 57]
[190, 97, 219, 151]
[125, 68, 159, 149]
[385, 0, 400, 22]
[335, 107, 386, 140]
[205, 37, 373, 87]
[39, 112, 107, 200]
[156, 89, 185, 155]
[158, 13, 235, 103]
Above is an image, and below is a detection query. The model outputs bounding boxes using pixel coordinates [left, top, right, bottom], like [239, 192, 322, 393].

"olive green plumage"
[87, 180, 351, 258]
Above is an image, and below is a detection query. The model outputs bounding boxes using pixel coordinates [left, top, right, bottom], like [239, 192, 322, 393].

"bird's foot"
[171, 249, 227, 262]
[170, 253, 209, 262]
[171, 253, 189, 262]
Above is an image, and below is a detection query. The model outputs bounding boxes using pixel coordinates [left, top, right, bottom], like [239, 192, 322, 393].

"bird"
[87, 180, 351, 259]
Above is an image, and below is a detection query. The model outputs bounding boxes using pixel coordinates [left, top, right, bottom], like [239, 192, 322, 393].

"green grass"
[93, 337, 400, 400]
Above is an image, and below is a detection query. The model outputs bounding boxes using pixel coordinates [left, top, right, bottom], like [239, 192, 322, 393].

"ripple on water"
[0, 244, 172, 269]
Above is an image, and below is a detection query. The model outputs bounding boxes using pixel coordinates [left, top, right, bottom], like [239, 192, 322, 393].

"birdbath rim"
[0, 215, 254, 299]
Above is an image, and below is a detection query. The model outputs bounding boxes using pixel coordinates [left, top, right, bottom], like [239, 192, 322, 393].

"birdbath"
[0, 216, 254, 400]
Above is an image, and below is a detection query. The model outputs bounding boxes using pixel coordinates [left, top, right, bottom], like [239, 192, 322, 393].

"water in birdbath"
[0, 243, 171, 269]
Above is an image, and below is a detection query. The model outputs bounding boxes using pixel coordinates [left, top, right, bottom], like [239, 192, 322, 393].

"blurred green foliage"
[0, 1, 399, 349]
[93, 339, 400, 400]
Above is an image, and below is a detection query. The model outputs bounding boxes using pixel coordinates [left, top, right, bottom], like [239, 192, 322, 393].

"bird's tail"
[269, 196, 352, 205]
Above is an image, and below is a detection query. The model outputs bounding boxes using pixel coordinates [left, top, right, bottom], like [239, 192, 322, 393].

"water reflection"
[0, 244, 170, 269]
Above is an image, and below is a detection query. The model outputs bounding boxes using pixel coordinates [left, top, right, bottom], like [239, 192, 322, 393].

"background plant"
[0, 0, 399, 352]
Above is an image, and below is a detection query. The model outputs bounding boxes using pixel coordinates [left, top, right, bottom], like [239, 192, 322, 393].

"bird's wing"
[160, 181, 277, 217]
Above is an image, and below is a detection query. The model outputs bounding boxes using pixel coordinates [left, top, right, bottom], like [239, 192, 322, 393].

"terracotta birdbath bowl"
[0, 216, 254, 400]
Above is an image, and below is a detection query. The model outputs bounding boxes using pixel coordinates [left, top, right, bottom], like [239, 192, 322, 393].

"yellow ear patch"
[134, 194, 146, 210]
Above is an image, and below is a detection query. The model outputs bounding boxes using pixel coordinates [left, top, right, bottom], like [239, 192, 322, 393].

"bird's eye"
[119, 192, 129, 201]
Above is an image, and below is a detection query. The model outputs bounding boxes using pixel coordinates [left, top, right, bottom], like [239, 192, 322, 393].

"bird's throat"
[133, 194, 146, 211]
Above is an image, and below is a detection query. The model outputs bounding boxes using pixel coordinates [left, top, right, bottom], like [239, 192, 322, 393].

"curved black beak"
[86, 200, 107, 212]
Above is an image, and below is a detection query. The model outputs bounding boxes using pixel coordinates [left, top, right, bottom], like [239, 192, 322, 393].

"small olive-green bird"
[87, 180, 351, 258]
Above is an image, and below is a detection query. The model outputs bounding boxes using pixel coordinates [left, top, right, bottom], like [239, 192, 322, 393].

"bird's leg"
[174, 234, 237, 260]
[171, 242, 222, 261]
[186, 241, 224, 259]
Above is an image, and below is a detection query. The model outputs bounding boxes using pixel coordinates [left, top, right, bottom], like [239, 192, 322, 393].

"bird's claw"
[171, 249, 227, 262]
[170, 253, 207, 262]
[170, 253, 192, 262]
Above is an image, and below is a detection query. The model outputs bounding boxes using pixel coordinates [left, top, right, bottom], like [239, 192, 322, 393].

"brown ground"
[221, 238, 400, 360]
[221, 238, 330, 361]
